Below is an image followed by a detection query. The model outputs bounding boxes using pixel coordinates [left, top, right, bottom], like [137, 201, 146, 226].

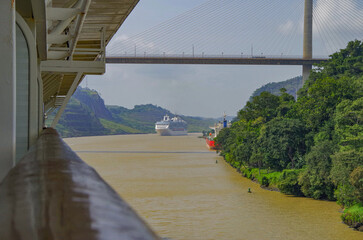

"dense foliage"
[216, 40, 363, 228]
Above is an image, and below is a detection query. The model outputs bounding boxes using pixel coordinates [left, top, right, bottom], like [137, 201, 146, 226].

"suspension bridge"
[1, 1, 362, 239]
[105, 0, 362, 81]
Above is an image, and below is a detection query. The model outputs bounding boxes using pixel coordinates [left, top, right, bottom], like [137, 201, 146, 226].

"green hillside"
[53, 97, 108, 137]
[107, 104, 171, 133]
[250, 76, 303, 100]
[47, 87, 216, 137]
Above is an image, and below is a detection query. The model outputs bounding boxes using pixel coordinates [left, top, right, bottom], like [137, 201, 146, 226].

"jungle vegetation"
[215, 40, 363, 229]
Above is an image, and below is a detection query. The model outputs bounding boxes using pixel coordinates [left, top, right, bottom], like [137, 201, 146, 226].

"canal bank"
[66, 133, 362, 240]
[222, 157, 363, 232]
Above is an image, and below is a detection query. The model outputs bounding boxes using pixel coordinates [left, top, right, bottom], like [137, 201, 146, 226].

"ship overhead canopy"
[17, 0, 139, 113]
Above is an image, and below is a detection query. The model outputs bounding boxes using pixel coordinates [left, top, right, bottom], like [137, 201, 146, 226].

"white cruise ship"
[155, 115, 188, 136]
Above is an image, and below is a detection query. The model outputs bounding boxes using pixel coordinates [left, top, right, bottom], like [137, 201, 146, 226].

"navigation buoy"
[248, 188, 252, 193]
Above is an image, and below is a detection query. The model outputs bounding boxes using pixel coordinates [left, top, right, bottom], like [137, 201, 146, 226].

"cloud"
[278, 20, 295, 34]
[107, 34, 158, 56]
[111, 34, 129, 42]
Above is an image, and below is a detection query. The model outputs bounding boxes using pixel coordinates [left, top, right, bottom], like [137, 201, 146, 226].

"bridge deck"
[106, 56, 327, 65]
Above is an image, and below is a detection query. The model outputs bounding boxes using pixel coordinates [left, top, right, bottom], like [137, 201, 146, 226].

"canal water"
[65, 133, 362, 240]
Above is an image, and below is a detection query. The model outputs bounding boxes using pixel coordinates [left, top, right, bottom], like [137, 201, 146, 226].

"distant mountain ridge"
[48, 87, 216, 137]
[49, 75, 303, 138]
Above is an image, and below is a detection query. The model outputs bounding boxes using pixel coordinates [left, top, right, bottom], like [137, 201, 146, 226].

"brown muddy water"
[65, 133, 362, 240]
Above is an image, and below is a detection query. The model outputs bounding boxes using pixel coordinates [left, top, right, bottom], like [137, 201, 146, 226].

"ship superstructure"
[155, 115, 188, 136]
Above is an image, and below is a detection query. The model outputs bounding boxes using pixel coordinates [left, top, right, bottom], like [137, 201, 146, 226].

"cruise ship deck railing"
[0, 128, 160, 240]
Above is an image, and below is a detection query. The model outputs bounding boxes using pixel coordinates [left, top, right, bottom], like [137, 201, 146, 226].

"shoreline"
[224, 158, 363, 232]
[62, 131, 203, 139]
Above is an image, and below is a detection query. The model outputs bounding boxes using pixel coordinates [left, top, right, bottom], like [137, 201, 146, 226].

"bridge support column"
[303, 65, 312, 82]
[303, 0, 313, 82]
[0, 0, 16, 181]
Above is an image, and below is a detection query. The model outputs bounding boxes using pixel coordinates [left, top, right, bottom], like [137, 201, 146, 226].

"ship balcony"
[155, 125, 169, 129]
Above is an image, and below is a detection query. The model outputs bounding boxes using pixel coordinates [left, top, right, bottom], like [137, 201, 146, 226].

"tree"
[291, 40, 363, 131]
[278, 169, 303, 196]
[215, 126, 236, 157]
[233, 129, 257, 167]
[323, 40, 363, 77]
[298, 141, 336, 200]
[330, 150, 362, 185]
[258, 118, 307, 170]
[290, 76, 359, 131]
[330, 96, 363, 206]
[350, 166, 363, 204]
[238, 91, 280, 122]
[331, 150, 363, 207]
[334, 97, 363, 151]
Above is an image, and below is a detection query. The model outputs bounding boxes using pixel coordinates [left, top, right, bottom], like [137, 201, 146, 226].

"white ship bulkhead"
[155, 124, 172, 136]
[155, 115, 187, 136]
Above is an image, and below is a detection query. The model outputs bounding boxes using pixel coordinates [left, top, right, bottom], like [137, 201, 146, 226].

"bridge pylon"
[303, 0, 313, 82]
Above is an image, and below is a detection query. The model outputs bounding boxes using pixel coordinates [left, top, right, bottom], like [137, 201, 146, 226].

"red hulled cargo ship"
[206, 114, 231, 150]
[206, 134, 217, 150]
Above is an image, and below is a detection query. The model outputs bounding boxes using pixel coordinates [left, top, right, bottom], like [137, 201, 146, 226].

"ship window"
[15, 24, 29, 162]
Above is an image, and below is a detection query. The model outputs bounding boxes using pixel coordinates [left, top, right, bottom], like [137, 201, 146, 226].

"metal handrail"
[0, 128, 160, 240]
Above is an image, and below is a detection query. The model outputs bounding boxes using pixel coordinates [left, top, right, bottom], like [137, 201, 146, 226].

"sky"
[81, 0, 362, 118]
